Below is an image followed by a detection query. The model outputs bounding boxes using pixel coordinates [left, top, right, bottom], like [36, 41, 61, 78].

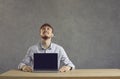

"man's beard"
[41, 36, 50, 40]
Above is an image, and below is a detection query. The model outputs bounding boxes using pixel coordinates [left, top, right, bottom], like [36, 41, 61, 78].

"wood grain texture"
[1, 69, 120, 79]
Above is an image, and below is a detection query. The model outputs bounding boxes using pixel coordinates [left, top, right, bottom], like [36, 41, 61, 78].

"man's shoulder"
[28, 43, 39, 50]
[51, 43, 64, 49]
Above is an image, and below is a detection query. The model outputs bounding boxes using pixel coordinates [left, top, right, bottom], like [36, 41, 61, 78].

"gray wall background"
[0, 0, 120, 73]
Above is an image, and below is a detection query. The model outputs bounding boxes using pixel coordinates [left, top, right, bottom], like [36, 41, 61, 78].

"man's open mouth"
[43, 31, 49, 34]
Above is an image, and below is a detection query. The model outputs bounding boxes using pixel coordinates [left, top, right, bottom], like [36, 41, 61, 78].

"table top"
[1, 69, 120, 77]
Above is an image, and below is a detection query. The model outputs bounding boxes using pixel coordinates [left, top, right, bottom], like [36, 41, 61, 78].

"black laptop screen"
[34, 53, 58, 70]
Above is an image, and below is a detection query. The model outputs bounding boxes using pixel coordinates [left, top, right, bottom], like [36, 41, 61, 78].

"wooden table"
[1, 69, 120, 79]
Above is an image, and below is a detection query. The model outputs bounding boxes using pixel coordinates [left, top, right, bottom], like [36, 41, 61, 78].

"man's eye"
[47, 28, 50, 30]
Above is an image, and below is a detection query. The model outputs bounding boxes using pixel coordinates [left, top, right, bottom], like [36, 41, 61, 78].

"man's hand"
[59, 66, 71, 72]
[21, 65, 32, 72]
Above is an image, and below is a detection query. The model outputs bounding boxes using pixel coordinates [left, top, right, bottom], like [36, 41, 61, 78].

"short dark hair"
[40, 23, 54, 33]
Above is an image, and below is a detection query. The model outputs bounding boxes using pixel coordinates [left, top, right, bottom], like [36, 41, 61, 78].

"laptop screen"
[34, 53, 58, 71]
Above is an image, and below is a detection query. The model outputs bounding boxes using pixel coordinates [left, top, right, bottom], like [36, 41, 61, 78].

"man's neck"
[41, 38, 51, 49]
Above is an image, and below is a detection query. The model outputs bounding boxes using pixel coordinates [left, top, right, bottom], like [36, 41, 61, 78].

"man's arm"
[59, 47, 75, 72]
[18, 47, 33, 72]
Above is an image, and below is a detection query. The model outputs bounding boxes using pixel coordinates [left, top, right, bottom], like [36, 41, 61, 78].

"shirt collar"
[39, 42, 52, 50]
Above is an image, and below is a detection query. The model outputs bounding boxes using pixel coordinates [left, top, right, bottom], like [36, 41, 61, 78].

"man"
[18, 23, 75, 72]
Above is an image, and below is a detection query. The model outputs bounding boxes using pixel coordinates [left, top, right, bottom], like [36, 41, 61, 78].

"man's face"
[40, 26, 53, 40]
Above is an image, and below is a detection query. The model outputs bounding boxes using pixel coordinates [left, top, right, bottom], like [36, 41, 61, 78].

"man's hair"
[40, 23, 54, 33]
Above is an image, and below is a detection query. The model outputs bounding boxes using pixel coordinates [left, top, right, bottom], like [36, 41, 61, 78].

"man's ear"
[51, 33, 54, 37]
[39, 32, 42, 36]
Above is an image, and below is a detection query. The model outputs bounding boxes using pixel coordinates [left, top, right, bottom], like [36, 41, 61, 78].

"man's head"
[39, 23, 54, 40]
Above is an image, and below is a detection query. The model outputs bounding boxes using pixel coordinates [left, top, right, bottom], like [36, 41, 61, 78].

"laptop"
[33, 53, 58, 73]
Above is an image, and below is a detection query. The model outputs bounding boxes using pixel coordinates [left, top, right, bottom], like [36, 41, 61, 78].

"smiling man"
[18, 23, 75, 72]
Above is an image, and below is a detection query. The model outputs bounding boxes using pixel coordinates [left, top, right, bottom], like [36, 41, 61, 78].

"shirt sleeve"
[60, 47, 75, 69]
[18, 47, 32, 69]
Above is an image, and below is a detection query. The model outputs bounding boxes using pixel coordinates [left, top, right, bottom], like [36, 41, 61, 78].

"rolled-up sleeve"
[60, 47, 75, 69]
